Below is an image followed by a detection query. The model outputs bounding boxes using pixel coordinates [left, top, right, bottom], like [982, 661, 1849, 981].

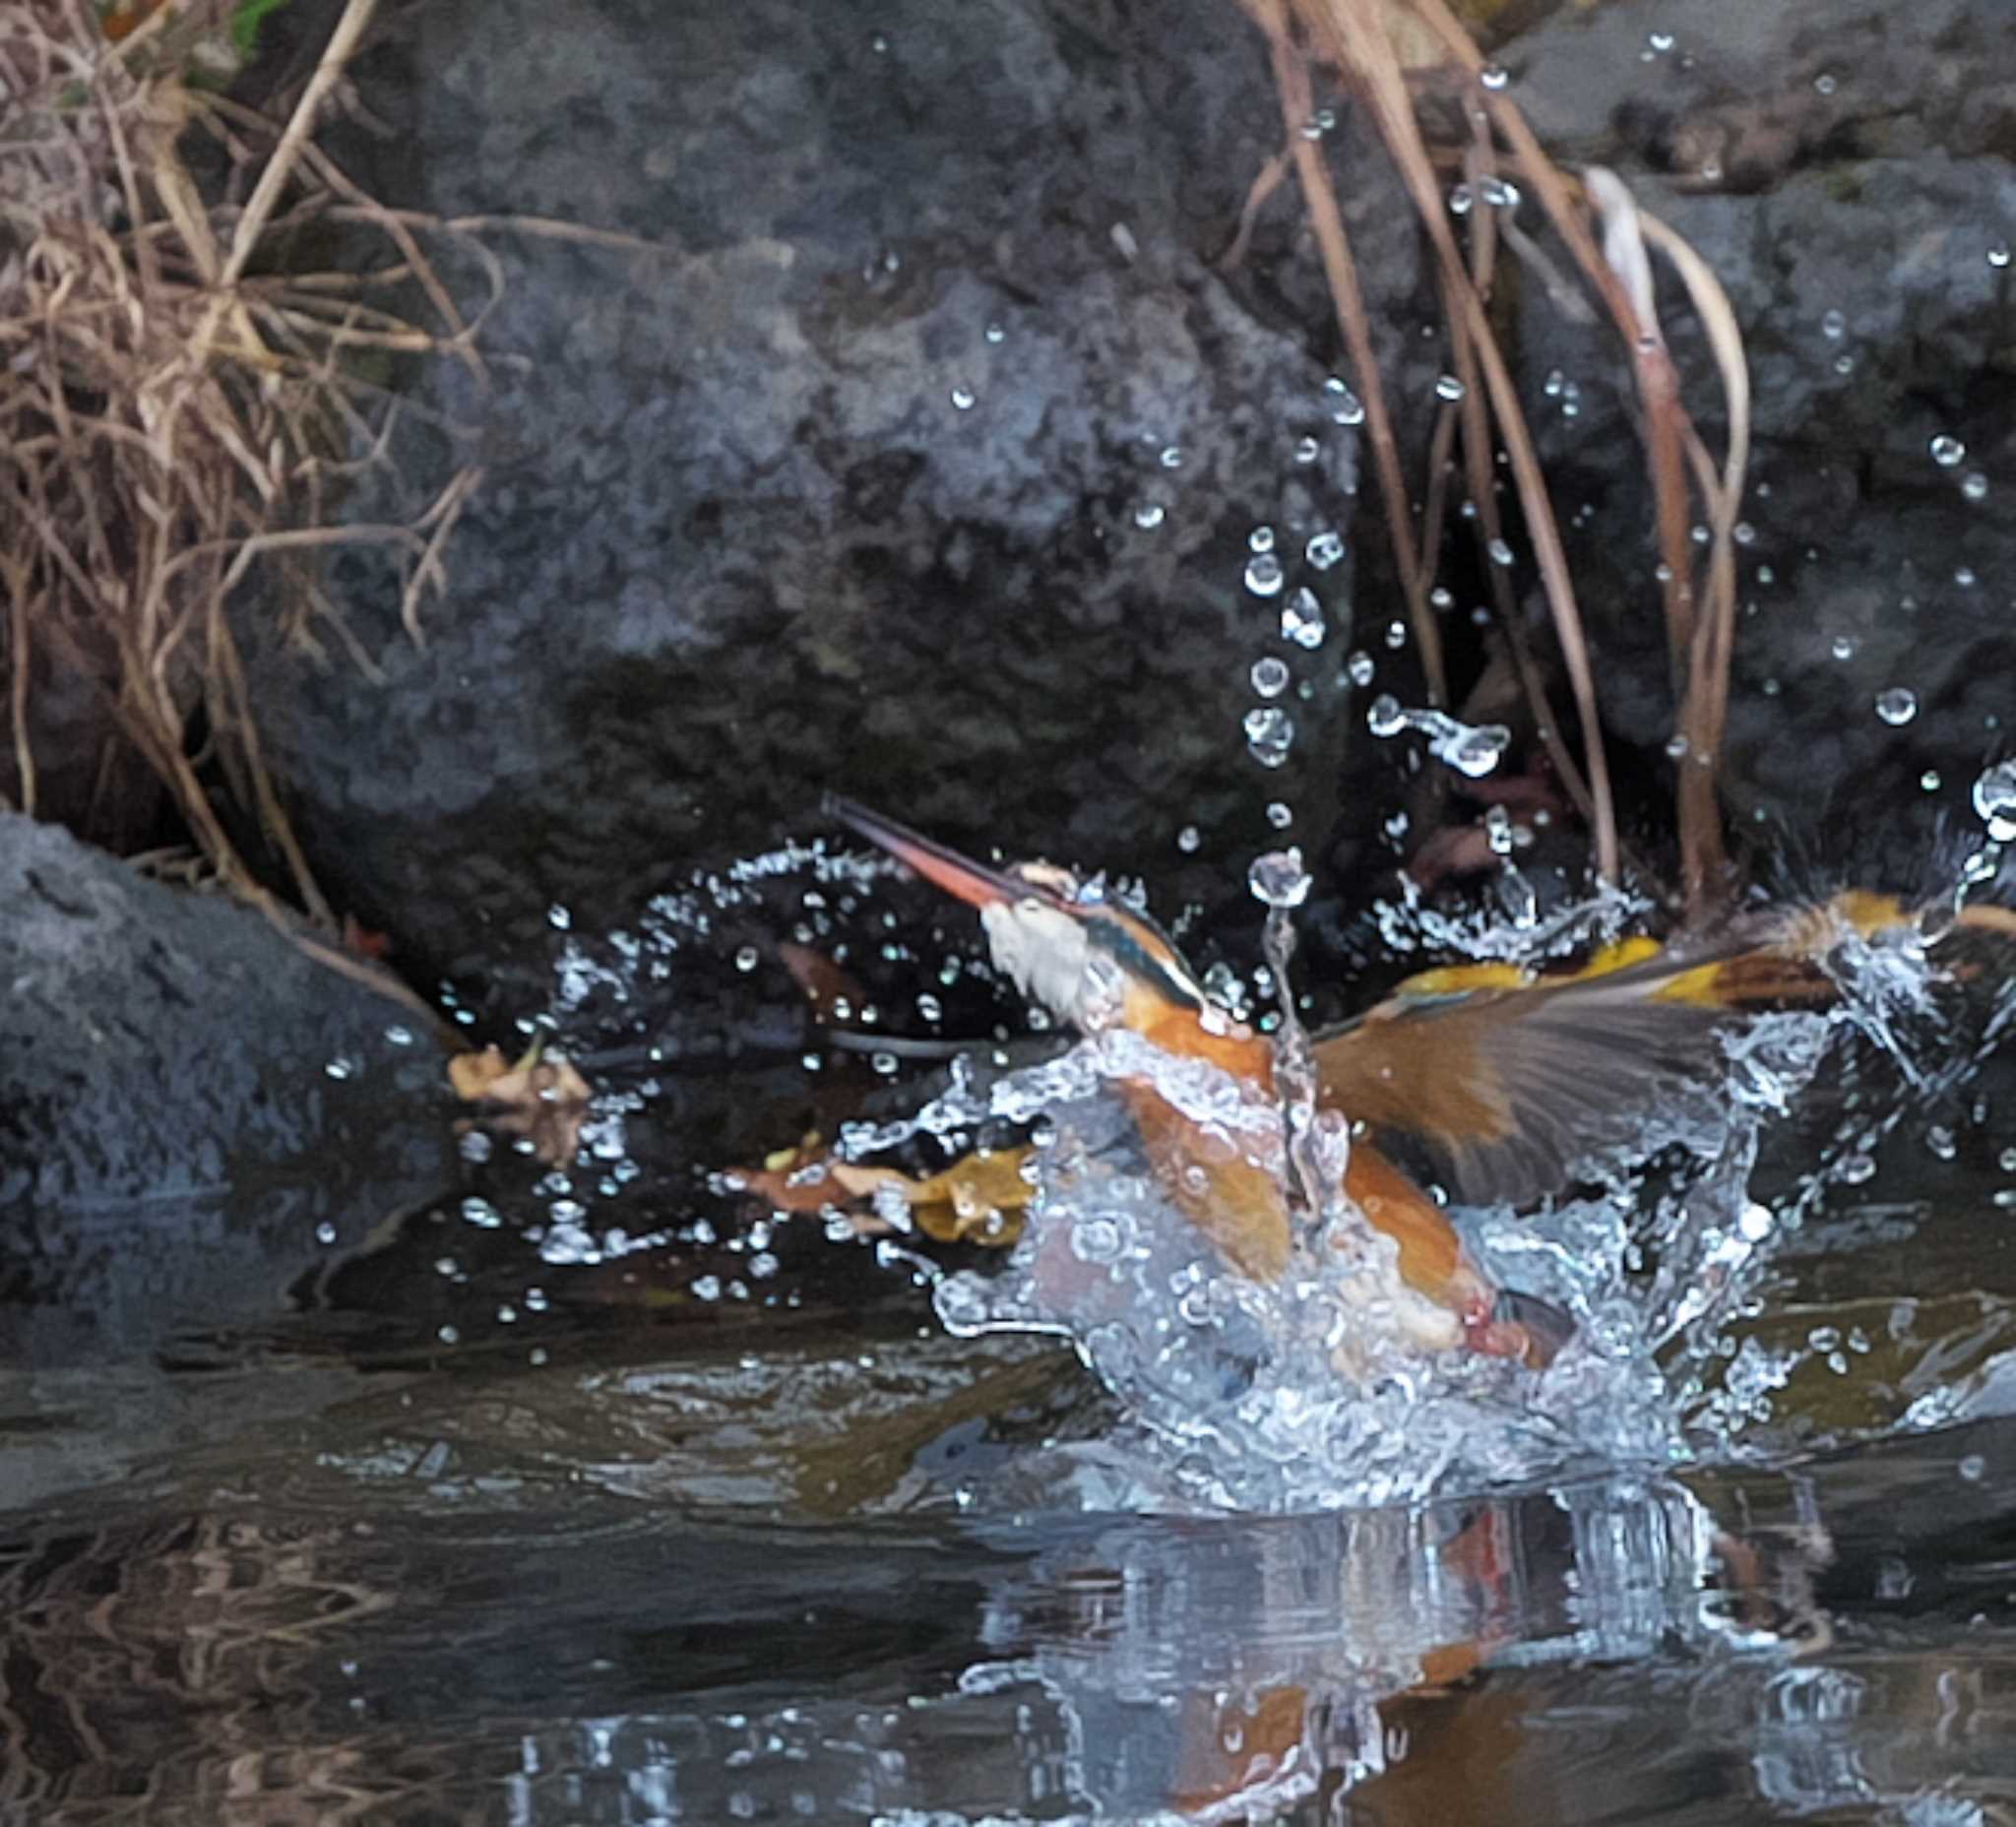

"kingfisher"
[824, 798, 2008, 1370]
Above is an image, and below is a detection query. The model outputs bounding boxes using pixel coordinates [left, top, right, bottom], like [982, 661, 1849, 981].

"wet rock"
[1506, 0, 2016, 185]
[0, 815, 456, 1361]
[1494, 0, 2016, 862]
[240, 0, 1446, 1003]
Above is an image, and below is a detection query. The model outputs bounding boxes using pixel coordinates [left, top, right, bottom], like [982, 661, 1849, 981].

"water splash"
[834, 864, 2013, 1509]
[1365, 697, 1512, 779]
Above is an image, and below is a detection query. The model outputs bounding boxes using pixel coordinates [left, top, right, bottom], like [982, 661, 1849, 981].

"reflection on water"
[6, 1310, 2016, 1824]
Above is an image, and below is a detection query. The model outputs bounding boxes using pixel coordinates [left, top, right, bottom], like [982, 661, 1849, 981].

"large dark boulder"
[241, 0, 1452, 1001]
[0, 815, 455, 1361]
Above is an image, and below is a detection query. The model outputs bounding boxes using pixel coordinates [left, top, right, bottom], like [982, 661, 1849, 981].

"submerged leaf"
[449, 1042, 591, 1165]
[727, 1134, 1033, 1247]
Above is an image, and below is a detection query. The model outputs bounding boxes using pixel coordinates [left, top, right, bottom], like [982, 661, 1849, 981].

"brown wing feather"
[1315, 942, 1773, 1208]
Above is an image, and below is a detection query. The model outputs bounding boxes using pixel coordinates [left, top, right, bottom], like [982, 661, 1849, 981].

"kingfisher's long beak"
[827, 795, 1070, 915]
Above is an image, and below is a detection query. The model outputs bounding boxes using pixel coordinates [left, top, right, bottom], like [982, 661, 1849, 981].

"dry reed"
[1236, 0, 1751, 912]
[0, 0, 480, 985]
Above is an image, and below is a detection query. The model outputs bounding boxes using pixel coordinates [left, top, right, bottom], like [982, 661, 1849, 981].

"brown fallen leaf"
[724, 1133, 1035, 1247]
[722, 1134, 858, 1215]
[779, 941, 870, 1025]
[449, 1041, 592, 1165]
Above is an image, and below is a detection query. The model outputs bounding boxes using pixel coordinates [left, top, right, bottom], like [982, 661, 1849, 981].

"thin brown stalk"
[219, 0, 379, 287]
[1244, 0, 1447, 706]
[1585, 169, 1694, 688]
[1219, 145, 1293, 272]
[7, 565, 36, 816]
[1294, 0, 1618, 880]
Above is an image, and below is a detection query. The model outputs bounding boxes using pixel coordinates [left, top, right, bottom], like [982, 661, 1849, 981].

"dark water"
[7, 1143, 2016, 1827]
[7, 894, 2016, 1824]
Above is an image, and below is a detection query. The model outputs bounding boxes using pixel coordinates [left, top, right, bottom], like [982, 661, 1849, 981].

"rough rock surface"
[241, 0, 1452, 999]
[1497, 0, 2016, 865]
[0, 815, 456, 1360]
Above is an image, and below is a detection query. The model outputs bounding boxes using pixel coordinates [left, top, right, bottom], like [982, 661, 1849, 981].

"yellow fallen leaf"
[448, 1041, 592, 1166]
[726, 1135, 1035, 1247]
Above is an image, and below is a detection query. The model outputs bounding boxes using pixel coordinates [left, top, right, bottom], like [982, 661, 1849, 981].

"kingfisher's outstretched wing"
[1313, 917, 1866, 1208]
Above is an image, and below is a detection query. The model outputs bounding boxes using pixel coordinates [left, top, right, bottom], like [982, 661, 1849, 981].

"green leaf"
[230, 0, 294, 56]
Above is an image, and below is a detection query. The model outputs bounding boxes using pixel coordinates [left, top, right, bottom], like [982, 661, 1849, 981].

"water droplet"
[1738, 1202, 1775, 1242]
[983, 322, 1005, 344]
[734, 945, 759, 973]
[1875, 687, 1919, 726]
[1812, 71, 1836, 95]
[1266, 800, 1293, 830]
[1281, 587, 1326, 650]
[1244, 552, 1286, 598]
[1176, 825, 1201, 853]
[1248, 846, 1311, 909]
[1366, 693, 1406, 737]
[1973, 760, 2016, 839]
[1160, 444, 1183, 470]
[1930, 434, 1967, 468]
[1478, 175, 1521, 209]
[1384, 619, 1407, 649]
[1448, 182, 1475, 216]
[1249, 524, 1277, 554]
[1480, 63, 1509, 90]
[1326, 381, 1365, 426]
[1305, 529, 1346, 570]
[1346, 650, 1375, 686]
[1251, 657, 1292, 699]
[1434, 373, 1467, 403]
[1433, 718, 1509, 779]
[1429, 585, 1454, 610]
[1648, 30, 1673, 51]
[1292, 434, 1320, 465]
[1133, 501, 1166, 530]
[1831, 635, 1858, 661]
[324, 1056, 356, 1081]
[1991, 245, 2012, 270]
[2001, 1146, 2016, 1173]
[1963, 471, 1989, 502]
[315, 1221, 339, 1245]
[1243, 706, 1294, 768]
[1959, 1453, 1986, 1481]
[548, 904, 573, 930]
[950, 385, 976, 410]
[1922, 770, 1943, 792]
[1666, 733, 1690, 760]
[1957, 566, 1978, 588]
[1486, 536, 1515, 567]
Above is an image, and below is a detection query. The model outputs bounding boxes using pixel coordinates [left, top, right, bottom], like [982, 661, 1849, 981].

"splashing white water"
[844, 878, 2003, 1510]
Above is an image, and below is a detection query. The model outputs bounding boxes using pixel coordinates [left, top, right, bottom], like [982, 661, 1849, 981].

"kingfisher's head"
[828, 797, 1211, 1035]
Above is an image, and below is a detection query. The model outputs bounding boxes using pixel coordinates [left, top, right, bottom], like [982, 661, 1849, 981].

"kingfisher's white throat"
[980, 898, 1102, 1026]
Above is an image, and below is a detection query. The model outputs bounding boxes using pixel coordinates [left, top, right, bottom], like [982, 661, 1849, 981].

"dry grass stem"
[1231, 0, 1751, 901]
[1244, 0, 1448, 708]
[1, 0, 495, 969]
